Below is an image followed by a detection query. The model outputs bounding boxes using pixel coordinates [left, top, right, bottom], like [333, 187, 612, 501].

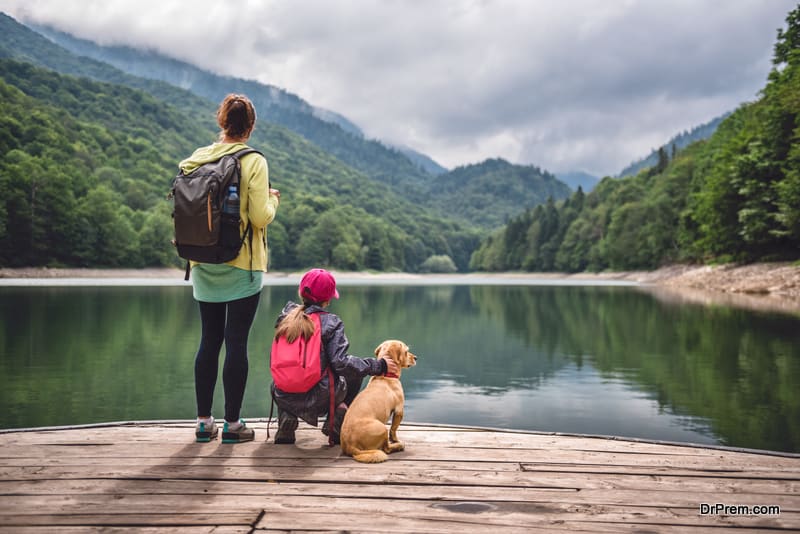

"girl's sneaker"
[195, 418, 218, 442]
[222, 419, 255, 443]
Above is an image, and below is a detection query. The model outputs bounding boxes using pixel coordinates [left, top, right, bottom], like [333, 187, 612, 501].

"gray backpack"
[170, 147, 262, 279]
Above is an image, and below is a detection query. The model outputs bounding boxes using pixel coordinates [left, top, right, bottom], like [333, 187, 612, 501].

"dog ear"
[374, 344, 381, 357]
[395, 342, 407, 363]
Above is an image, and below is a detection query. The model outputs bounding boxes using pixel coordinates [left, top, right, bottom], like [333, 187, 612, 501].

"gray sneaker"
[195, 419, 218, 442]
[222, 419, 255, 443]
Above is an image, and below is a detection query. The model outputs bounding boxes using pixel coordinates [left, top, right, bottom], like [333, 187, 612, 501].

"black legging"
[194, 292, 260, 422]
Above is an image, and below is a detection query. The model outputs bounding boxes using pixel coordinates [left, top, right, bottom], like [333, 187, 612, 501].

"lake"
[1, 280, 798, 453]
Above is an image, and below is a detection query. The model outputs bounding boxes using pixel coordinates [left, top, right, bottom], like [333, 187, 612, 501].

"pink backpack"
[268, 311, 337, 445]
[270, 312, 323, 393]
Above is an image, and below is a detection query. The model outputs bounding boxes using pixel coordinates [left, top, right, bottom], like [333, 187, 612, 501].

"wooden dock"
[0, 421, 798, 533]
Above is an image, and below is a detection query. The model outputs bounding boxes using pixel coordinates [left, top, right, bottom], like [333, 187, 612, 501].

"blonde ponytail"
[275, 304, 316, 343]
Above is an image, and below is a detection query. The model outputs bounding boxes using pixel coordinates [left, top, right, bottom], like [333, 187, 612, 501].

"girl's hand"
[384, 358, 399, 376]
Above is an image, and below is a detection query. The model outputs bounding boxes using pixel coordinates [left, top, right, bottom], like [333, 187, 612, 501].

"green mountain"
[18, 16, 571, 227]
[0, 55, 478, 270]
[430, 159, 572, 229]
[25, 20, 435, 201]
[470, 5, 800, 272]
[0, 12, 576, 270]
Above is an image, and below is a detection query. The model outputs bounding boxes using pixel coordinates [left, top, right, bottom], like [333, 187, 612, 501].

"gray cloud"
[1, 0, 793, 176]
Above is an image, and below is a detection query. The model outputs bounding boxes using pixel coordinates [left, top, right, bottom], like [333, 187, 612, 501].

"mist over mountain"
[30, 22, 365, 137]
[393, 145, 449, 176]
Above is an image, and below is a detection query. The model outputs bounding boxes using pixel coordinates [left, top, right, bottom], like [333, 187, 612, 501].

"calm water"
[1, 283, 798, 452]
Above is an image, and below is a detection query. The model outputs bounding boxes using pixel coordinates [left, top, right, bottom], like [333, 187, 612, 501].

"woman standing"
[181, 94, 280, 443]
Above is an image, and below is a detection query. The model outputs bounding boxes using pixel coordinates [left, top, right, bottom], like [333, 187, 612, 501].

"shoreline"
[1, 262, 798, 314]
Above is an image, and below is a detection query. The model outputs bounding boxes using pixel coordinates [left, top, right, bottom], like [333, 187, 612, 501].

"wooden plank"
[0, 529, 249, 534]
[3, 478, 797, 509]
[2, 441, 797, 476]
[2, 439, 797, 468]
[0, 513, 260, 527]
[2, 454, 797, 481]
[1, 464, 797, 496]
[253, 508, 791, 533]
[0, 494, 794, 530]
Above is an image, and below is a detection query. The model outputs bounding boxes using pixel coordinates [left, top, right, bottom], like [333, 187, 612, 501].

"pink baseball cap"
[299, 269, 339, 302]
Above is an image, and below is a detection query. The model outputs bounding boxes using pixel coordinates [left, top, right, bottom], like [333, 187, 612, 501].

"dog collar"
[382, 372, 400, 379]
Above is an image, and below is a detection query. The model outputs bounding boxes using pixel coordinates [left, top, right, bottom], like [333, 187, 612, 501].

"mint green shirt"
[191, 264, 263, 303]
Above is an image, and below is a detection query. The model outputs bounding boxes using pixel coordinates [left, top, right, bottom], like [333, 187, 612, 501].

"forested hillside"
[1, 12, 569, 250]
[471, 6, 800, 272]
[0, 58, 483, 270]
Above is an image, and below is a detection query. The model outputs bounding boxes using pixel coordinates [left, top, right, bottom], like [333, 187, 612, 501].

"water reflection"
[0, 283, 797, 452]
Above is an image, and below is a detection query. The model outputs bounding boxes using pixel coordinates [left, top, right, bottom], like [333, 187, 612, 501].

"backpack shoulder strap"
[230, 147, 264, 160]
[230, 147, 267, 191]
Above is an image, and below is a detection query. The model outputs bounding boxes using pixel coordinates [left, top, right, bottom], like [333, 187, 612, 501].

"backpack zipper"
[207, 192, 212, 232]
[302, 339, 308, 369]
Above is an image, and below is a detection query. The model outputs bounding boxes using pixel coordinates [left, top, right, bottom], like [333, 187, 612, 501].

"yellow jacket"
[179, 142, 279, 271]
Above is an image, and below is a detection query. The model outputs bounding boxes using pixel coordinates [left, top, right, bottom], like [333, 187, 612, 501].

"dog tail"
[351, 448, 388, 463]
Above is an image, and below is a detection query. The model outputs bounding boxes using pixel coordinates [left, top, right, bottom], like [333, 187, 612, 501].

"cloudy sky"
[1, 0, 794, 176]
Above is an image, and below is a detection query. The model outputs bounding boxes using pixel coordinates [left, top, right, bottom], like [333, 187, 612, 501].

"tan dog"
[340, 340, 417, 463]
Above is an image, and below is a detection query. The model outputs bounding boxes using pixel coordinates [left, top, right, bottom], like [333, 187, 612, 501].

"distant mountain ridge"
[394, 145, 449, 175]
[556, 171, 600, 192]
[617, 113, 731, 178]
[430, 158, 572, 229]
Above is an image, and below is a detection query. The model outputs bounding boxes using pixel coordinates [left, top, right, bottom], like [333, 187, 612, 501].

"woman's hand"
[270, 188, 281, 204]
